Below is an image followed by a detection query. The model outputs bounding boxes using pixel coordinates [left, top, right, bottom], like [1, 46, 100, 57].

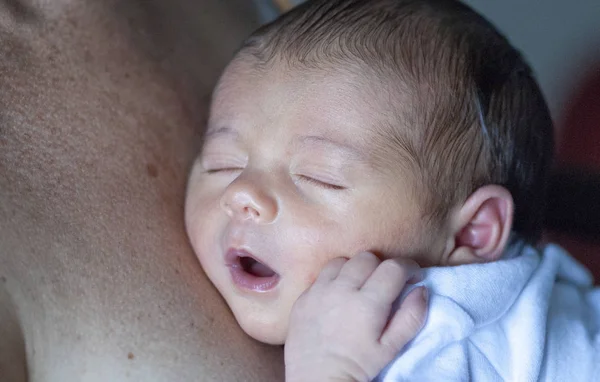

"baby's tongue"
[248, 259, 276, 277]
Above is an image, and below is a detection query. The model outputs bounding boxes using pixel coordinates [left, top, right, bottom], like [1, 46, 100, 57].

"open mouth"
[239, 256, 277, 277]
[226, 249, 280, 292]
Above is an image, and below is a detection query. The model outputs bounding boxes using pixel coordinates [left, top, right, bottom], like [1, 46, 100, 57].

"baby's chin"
[234, 311, 287, 345]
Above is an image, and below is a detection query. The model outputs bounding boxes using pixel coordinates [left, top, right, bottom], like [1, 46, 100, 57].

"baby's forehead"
[215, 55, 412, 125]
[209, 55, 420, 173]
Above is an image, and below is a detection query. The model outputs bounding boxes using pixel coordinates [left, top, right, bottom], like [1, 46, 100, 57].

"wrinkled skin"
[0, 0, 283, 381]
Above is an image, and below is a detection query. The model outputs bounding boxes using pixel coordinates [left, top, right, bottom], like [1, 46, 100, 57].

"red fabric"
[551, 63, 600, 281]
[558, 66, 600, 170]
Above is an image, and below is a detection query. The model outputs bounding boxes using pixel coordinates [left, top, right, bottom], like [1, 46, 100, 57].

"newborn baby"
[185, 0, 599, 380]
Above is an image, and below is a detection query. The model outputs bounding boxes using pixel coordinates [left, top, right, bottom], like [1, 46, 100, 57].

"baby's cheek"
[289, 254, 329, 292]
[302, 267, 321, 286]
[290, 258, 316, 285]
[303, 250, 347, 286]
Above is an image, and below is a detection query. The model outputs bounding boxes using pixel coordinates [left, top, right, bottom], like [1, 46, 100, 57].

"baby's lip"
[224, 248, 273, 270]
[225, 248, 280, 292]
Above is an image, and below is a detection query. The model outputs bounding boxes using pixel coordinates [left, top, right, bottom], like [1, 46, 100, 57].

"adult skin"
[0, 0, 284, 380]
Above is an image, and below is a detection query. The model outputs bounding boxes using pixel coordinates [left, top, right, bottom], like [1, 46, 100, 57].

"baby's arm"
[285, 252, 428, 382]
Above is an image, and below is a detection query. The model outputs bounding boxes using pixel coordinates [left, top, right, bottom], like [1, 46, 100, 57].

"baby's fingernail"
[420, 287, 429, 304]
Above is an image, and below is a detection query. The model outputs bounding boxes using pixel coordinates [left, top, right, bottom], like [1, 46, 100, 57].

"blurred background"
[249, 0, 600, 277]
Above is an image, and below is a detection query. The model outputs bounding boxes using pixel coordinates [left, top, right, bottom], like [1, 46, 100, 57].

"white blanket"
[377, 243, 600, 381]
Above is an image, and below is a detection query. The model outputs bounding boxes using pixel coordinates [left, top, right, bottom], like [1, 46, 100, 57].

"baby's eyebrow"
[294, 135, 366, 161]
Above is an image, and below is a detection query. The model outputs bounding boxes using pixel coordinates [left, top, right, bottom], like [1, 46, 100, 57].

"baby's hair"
[239, 0, 554, 242]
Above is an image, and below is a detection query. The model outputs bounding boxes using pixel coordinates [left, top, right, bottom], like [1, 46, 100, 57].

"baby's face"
[185, 58, 441, 344]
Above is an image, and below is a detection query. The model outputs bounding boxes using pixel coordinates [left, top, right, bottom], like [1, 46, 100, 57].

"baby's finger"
[335, 251, 380, 288]
[379, 286, 428, 351]
[315, 257, 348, 283]
[360, 258, 421, 305]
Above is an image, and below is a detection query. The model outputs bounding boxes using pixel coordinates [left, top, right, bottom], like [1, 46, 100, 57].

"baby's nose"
[220, 178, 278, 224]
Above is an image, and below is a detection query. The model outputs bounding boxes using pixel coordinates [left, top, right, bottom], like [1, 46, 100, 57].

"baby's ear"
[446, 185, 514, 266]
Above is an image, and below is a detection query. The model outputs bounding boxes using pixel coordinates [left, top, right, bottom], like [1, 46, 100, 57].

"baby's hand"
[284, 252, 428, 382]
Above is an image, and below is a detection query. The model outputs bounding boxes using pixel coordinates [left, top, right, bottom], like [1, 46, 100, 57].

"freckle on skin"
[128, 352, 135, 360]
[146, 163, 159, 178]
[0, 276, 6, 283]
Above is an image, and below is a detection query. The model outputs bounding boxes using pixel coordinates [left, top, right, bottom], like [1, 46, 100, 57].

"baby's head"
[185, 0, 553, 344]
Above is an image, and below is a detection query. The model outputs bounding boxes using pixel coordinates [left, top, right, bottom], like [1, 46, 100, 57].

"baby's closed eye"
[200, 151, 247, 174]
[293, 174, 347, 190]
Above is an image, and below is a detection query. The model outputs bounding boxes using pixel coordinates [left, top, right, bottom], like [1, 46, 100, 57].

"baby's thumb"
[379, 286, 428, 352]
